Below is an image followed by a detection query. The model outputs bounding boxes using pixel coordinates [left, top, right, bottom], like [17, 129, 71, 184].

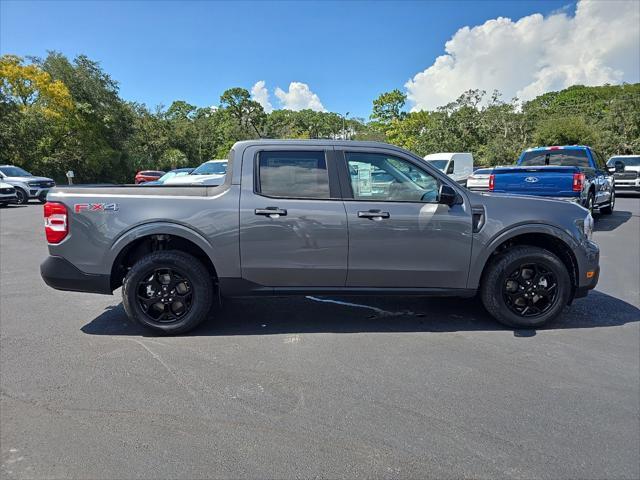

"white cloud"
[251, 80, 273, 113]
[406, 0, 640, 111]
[274, 82, 326, 111]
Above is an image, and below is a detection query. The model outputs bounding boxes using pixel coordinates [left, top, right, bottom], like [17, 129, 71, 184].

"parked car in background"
[163, 159, 227, 186]
[488, 146, 615, 215]
[423, 153, 474, 185]
[134, 170, 165, 184]
[143, 168, 194, 185]
[0, 181, 17, 206]
[466, 168, 493, 191]
[40, 140, 600, 335]
[607, 155, 640, 193]
[0, 165, 56, 204]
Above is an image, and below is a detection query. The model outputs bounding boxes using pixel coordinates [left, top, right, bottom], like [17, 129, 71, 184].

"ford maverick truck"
[41, 140, 600, 334]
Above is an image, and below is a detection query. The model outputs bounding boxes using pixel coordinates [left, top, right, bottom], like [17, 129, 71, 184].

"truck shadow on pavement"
[594, 210, 633, 232]
[82, 290, 639, 338]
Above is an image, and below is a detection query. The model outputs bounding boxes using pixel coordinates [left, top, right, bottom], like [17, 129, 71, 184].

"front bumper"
[574, 240, 600, 298]
[28, 187, 51, 200]
[0, 193, 17, 203]
[41, 255, 112, 294]
[614, 181, 640, 191]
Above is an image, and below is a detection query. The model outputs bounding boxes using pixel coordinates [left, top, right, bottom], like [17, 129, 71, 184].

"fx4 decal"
[74, 203, 119, 213]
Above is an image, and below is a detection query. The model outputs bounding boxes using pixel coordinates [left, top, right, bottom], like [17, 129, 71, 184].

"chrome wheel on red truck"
[122, 250, 213, 334]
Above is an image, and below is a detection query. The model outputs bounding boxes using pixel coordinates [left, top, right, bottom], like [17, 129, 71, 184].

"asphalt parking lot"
[1, 197, 639, 479]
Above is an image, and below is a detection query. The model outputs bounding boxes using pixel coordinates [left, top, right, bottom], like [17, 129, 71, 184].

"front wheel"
[122, 250, 214, 334]
[480, 246, 571, 328]
[15, 188, 28, 205]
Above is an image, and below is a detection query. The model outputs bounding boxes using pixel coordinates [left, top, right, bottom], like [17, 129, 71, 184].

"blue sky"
[3, 0, 637, 118]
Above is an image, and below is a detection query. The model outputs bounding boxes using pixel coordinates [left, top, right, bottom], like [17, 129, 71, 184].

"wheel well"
[483, 232, 578, 297]
[110, 234, 218, 291]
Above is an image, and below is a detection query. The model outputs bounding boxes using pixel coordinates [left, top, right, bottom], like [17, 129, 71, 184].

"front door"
[338, 149, 473, 289]
[239, 147, 348, 287]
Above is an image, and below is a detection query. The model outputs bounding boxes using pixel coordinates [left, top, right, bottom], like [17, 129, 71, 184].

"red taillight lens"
[489, 174, 495, 191]
[44, 202, 68, 243]
[572, 172, 585, 192]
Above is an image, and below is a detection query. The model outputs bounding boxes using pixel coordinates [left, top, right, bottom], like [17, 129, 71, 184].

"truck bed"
[50, 184, 214, 197]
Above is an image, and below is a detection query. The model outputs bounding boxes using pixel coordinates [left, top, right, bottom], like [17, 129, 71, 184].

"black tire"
[14, 188, 28, 205]
[600, 190, 614, 215]
[480, 246, 571, 328]
[584, 192, 595, 215]
[122, 250, 214, 335]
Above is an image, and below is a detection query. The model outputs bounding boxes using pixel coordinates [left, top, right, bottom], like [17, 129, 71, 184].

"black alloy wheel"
[136, 268, 193, 323]
[502, 263, 558, 318]
[15, 188, 27, 205]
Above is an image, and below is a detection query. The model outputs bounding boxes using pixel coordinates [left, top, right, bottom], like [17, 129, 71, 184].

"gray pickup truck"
[41, 140, 600, 334]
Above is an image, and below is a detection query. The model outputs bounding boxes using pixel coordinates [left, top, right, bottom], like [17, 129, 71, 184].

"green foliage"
[1, 52, 639, 181]
[371, 89, 407, 125]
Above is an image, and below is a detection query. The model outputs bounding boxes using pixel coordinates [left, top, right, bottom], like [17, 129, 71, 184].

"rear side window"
[258, 151, 330, 199]
[520, 150, 590, 168]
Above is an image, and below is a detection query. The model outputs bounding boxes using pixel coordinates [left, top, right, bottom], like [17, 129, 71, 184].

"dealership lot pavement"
[1, 198, 639, 479]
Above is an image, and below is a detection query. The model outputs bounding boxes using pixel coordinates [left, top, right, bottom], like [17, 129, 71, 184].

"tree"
[219, 87, 265, 137]
[534, 117, 598, 147]
[370, 89, 406, 125]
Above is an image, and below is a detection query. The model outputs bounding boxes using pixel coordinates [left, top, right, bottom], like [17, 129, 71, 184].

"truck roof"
[232, 139, 409, 151]
[525, 145, 591, 152]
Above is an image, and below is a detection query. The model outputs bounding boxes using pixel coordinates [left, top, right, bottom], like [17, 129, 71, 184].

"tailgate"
[492, 166, 579, 197]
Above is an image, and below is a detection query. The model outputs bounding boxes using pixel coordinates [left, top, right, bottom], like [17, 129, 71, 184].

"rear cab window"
[520, 149, 591, 168]
[257, 150, 331, 199]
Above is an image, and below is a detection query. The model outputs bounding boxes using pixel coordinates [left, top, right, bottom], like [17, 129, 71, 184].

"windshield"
[520, 150, 590, 168]
[608, 156, 640, 167]
[426, 160, 449, 171]
[157, 170, 191, 182]
[192, 161, 227, 175]
[0, 166, 32, 177]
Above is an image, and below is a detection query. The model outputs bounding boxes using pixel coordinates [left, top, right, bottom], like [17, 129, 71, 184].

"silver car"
[0, 165, 56, 204]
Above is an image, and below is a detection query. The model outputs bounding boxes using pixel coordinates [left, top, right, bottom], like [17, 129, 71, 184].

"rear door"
[239, 145, 348, 287]
[336, 147, 473, 289]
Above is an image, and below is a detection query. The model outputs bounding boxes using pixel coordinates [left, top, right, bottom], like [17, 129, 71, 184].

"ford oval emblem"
[524, 176, 539, 183]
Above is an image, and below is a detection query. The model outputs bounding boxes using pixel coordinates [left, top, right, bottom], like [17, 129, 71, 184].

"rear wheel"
[600, 190, 615, 215]
[480, 246, 571, 328]
[585, 192, 595, 215]
[122, 250, 214, 334]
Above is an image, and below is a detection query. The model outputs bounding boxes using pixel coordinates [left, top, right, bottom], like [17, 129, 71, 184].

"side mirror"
[614, 160, 625, 173]
[438, 184, 459, 206]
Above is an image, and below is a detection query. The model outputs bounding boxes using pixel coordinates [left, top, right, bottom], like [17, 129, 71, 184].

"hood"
[163, 173, 225, 186]
[2, 175, 54, 183]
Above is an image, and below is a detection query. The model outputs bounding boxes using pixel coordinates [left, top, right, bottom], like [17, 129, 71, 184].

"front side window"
[346, 152, 439, 202]
[258, 151, 330, 199]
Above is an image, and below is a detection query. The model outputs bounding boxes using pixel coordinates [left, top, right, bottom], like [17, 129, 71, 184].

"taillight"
[572, 173, 585, 192]
[489, 174, 495, 191]
[44, 202, 68, 243]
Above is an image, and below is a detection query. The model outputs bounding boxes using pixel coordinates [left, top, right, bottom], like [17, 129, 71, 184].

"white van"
[423, 153, 474, 185]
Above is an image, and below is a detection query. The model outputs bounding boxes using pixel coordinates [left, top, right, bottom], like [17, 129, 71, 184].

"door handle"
[255, 207, 287, 217]
[358, 210, 390, 219]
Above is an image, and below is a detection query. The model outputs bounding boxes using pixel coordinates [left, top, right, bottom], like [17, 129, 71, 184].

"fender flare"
[105, 221, 218, 275]
[467, 223, 579, 289]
